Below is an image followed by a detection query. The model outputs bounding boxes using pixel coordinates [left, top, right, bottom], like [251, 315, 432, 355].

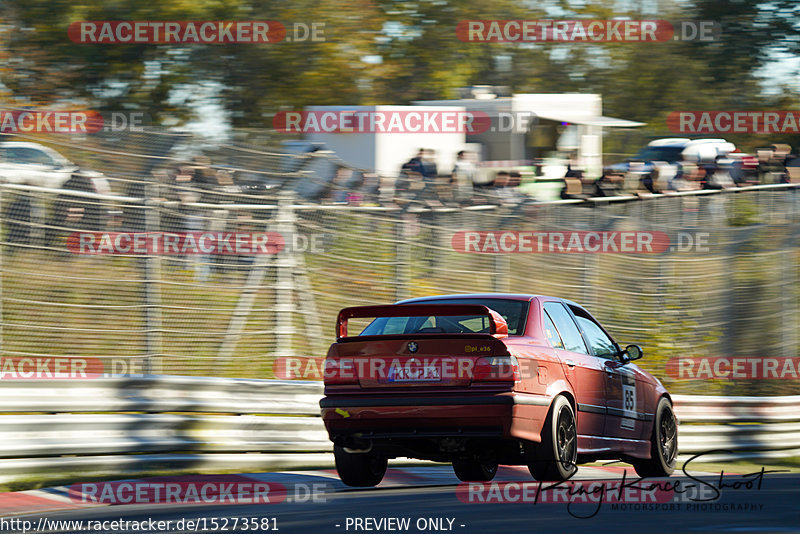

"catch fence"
[0, 130, 799, 396]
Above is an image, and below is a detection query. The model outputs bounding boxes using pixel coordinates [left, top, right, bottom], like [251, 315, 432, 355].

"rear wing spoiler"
[335, 303, 508, 340]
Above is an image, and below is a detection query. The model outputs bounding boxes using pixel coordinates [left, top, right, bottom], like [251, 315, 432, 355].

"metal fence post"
[581, 253, 598, 311]
[143, 183, 162, 375]
[273, 193, 297, 360]
[493, 254, 510, 293]
[0, 189, 3, 354]
[795, 242, 800, 359]
[783, 234, 799, 358]
[786, 189, 800, 360]
[30, 193, 46, 249]
[395, 214, 411, 301]
[723, 234, 737, 362]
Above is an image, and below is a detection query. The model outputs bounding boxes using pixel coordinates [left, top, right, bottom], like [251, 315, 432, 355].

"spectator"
[329, 167, 353, 203]
[408, 149, 440, 205]
[397, 150, 425, 203]
[493, 171, 527, 206]
[451, 150, 475, 204]
[172, 165, 211, 281]
[642, 168, 659, 193]
[593, 171, 623, 197]
[758, 146, 788, 184]
[190, 155, 218, 191]
[682, 163, 705, 191]
[494, 171, 510, 189]
[699, 159, 722, 190]
[668, 163, 688, 191]
[421, 149, 438, 180]
[623, 162, 646, 194]
[378, 174, 396, 205]
[706, 156, 735, 189]
[560, 168, 589, 200]
[401, 149, 425, 176]
[728, 158, 746, 185]
[564, 163, 582, 179]
[345, 171, 365, 205]
[785, 149, 800, 183]
[358, 172, 381, 206]
[670, 161, 709, 191]
[772, 144, 791, 184]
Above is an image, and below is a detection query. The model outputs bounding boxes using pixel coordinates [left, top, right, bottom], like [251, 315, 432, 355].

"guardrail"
[673, 394, 800, 462]
[0, 376, 328, 484]
[0, 377, 797, 484]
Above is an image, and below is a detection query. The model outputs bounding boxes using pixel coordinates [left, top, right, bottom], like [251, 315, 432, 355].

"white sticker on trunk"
[621, 384, 636, 430]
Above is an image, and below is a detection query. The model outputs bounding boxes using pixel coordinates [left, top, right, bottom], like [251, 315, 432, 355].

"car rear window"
[359, 298, 528, 336]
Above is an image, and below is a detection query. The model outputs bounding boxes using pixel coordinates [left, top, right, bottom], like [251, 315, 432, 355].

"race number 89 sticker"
[621, 384, 636, 430]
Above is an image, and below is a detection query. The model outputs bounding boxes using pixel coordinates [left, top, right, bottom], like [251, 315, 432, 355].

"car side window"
[571, 310, 617, 358]
[542, 310, 564, 349]
[542, 302, 588, 354]
[8, 148, 55, 166]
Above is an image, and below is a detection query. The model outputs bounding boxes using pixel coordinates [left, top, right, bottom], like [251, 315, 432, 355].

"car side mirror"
[622, 344, 643, 362]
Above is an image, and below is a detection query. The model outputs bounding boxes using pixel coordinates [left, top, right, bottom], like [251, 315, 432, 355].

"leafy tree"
[1, 0, 798, 140]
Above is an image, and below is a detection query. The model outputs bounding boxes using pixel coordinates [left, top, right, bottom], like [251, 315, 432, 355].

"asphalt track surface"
[15, 465, 800, 534]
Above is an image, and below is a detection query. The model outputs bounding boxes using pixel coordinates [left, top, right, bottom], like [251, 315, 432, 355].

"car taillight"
[473, 355, 520, 382]
[323, 358, 359, 385]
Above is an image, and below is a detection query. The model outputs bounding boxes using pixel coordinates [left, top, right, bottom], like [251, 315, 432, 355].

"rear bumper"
[320, 392, 550, 442]
[320, 394, 521, 408]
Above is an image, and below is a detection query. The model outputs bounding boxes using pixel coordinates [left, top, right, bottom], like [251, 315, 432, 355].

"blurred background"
[0, 0, 799, 397]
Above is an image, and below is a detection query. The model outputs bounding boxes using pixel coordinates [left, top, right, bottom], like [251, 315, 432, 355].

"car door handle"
[565, 359, 575, 367]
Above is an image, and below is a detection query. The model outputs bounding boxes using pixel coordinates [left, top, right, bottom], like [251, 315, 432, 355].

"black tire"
[634, 397, 677, 478]
[334, 445, 387, 487]
[452, 459, 498, 482]
[528, 395, 578, 481]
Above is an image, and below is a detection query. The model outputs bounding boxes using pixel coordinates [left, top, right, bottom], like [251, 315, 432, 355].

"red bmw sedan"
[320, 294, 677, 486]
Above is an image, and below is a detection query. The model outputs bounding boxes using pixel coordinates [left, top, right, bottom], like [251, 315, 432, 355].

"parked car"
[607, 138, 737, 183]
[0, 141, 87, 189]
[0, 142, 113, 246]
[320, 293, 677, 486]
